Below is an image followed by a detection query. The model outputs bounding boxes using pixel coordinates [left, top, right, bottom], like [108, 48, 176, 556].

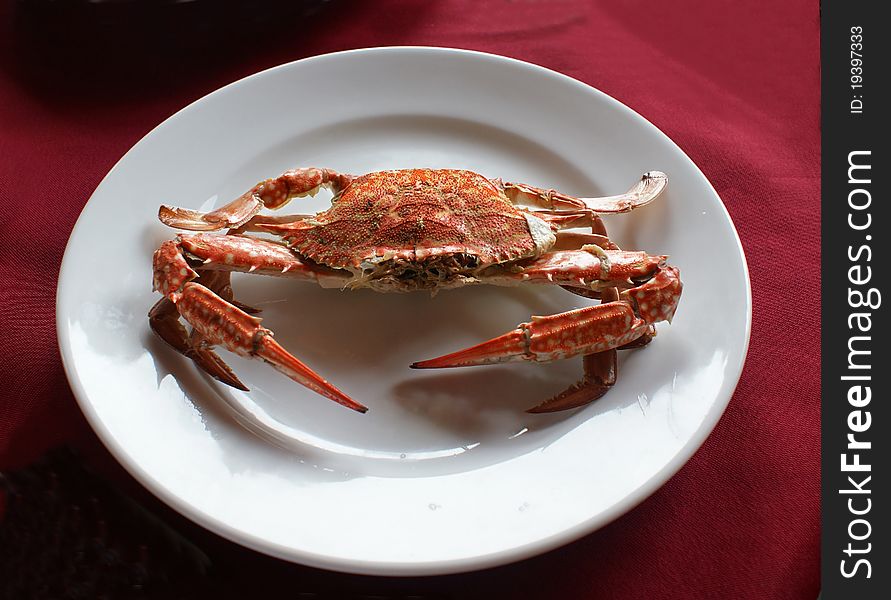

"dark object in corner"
[10, 0, 335, 95]
[0, 447, 210, 599]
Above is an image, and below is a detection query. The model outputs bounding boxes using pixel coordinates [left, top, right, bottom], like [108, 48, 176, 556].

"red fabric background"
[0, 1, 819, 598]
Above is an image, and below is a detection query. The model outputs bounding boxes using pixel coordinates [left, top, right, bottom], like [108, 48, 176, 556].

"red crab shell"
[276, 169, 556, 270]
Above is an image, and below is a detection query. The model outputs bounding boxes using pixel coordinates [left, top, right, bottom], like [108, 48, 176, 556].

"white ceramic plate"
[57, 47, 750, 576]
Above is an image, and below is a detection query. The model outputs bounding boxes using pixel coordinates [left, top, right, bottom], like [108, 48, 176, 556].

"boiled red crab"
[150, 168, 681, 413]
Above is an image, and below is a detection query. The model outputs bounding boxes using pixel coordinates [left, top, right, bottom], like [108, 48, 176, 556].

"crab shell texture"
[275, 169, 556, 292]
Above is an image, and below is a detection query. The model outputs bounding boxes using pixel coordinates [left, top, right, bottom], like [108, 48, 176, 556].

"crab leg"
[230, 214, 315, 233]
[149, 265, 259, 390]
[552, 231, 617, 251]
[411, 264, 681, 397]
[501, 171, 667, 214]
[176, 233, 351, 287]
[480, 247, 667, 292]
[150, 295, 250, 385]
[522, 290, 655, 413]
[526, 285, 622, 413]
[159, 168, 353, 231]
[178, 283, 365, 412]
[150, 238, 366, 412]
[410, 275, 678, 368]
[410, 302, 650, 369]
[527, 353, 617, 413]
[553, 208, 628, 411]
[531, 209, 599, 231]
[545, 208, 625, 412]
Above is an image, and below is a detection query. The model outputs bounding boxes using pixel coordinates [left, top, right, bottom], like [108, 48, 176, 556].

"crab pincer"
[177, 283, 366, 412]
[150, 238, 366, 413]
[412, 262, 681, 412]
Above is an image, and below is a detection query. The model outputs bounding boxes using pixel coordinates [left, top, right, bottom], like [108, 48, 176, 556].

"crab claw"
[527, 352, 616, 413]
[621, 265, 682, 324]
[150, 297, 249, 390]
[411, 302, 649, 369]
[253, 334, 368, 413]
[171, 282, 367, 413]
[189, 331, 251, 391]
[411, 261, 681, 371]
[411, 329, 528, 369]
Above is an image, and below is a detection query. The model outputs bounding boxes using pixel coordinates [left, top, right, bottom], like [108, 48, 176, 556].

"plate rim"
[56, 45, 752, 576]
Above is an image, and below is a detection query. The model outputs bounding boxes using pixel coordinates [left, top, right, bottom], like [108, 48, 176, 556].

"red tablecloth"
[0, 0, 819, 598]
